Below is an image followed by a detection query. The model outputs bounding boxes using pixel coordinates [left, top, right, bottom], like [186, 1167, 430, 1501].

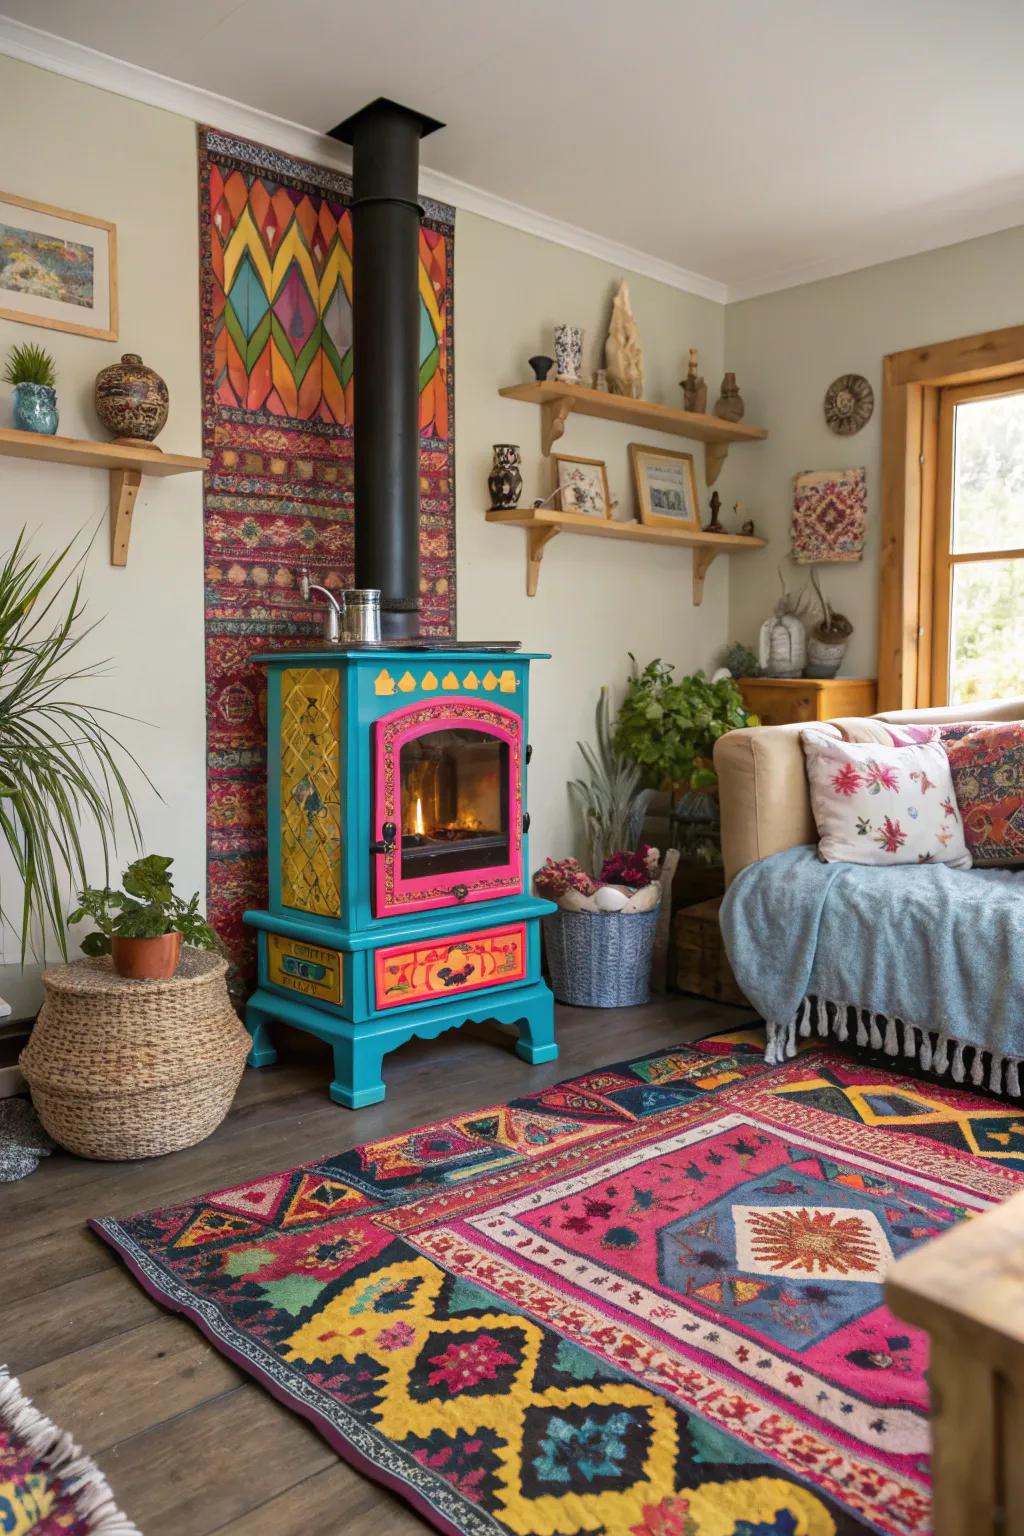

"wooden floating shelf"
[486, 505, 767, 604]
[498, 380, 768, 483]
[0, 428, 208, 566]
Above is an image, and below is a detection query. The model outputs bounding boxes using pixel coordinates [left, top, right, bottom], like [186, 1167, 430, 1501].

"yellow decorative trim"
[397, 671, 417, 693]
[499, 669, 518, 693]
[268, 934, 343, 1004]
[441, 670, 459, 689]
[280, 668, 341, 917]
[374, 668, 396, 696]
[462, 670, 480, 689]
[422, 670, 438, 690]
[482, 669, 498, 690]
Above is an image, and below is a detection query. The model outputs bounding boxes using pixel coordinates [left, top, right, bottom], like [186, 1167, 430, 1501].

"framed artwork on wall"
[553, 453, 611, 518]
[0, 192, 117, 340]
[629, 443, 700, 530]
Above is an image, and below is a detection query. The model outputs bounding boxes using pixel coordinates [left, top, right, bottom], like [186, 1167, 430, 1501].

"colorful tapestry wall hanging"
[792, 466, 866, 563]
[198, 127, 456, 969]
[93, 1034, 1024, 1536]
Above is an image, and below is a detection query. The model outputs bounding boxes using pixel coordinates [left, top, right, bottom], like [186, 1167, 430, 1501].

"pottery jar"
[487, 444, 523, 509]
[95, 353, 169, 443]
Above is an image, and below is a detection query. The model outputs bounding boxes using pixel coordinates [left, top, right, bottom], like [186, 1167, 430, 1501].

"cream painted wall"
[0, 51, 731, 969]
[455, 213, 729, 870]
[0, 54, 204, 963]
[724, 225, 1024, 677]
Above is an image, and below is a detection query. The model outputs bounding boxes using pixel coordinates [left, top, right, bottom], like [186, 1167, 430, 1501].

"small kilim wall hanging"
[792, 467, 866, 564]
[198, 127, 456, 971]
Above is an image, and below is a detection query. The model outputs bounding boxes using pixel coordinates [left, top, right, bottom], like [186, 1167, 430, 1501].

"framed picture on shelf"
[0, 191, 117, 340]
[553, 454, 611, 519]
[629, 443, 699, 530]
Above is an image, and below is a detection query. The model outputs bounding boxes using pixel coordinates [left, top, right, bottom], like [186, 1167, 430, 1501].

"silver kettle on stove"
[299, 571, 382, 644]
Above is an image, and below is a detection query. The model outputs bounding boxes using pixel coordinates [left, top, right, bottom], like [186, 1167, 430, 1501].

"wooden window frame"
[880, 322, 1024, 708]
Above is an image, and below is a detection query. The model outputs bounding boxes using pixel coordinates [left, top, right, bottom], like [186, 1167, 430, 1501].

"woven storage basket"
[20, 950, 250, 1160]
[543, 906, 659, 1008]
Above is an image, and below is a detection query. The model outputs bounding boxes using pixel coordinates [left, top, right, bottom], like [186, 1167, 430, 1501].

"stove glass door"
[400, 728, 509, 879]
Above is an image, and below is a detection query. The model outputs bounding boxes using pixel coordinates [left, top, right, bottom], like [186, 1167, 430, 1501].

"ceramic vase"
[94, 352, 169, 443]
[806, 634, 848, 679]
[758, 612, 806, 677]
[13, 383, 58, 435]
[553, 325, 583, 384]
[714, 372, 745, 422]
[487, 444, 523, 509]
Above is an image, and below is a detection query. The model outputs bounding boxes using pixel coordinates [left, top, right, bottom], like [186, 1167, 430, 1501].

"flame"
[413, 795, 425, 837]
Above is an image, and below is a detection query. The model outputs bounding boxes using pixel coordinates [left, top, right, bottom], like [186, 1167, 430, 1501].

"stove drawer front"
[373, 922, 527, 1010]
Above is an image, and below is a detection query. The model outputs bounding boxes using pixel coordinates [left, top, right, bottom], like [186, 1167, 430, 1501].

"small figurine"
[714, 371, 745, 422]
[680, 347, 708, 414]
[605, 281, 644, 399]
[704, 491, 725, 533]
[528, 354, 554, 383]
[592, 367, 609, 392]
[740, 519, 756, 538]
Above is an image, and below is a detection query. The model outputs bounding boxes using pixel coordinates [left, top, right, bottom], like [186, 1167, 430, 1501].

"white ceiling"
[4, 0, 1024, 301]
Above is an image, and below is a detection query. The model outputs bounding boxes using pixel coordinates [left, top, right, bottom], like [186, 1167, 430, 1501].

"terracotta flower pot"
[111, 931, 183, 981]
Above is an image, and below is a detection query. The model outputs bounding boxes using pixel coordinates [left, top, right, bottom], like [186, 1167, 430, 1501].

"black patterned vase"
[94, 353, 169, 443]
[488, 444, 523, 509]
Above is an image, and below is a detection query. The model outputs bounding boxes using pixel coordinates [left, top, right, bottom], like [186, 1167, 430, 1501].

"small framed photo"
[553, 454, 611, 519]
[0, 191, 117, 340]
[629, 443, 700, 530]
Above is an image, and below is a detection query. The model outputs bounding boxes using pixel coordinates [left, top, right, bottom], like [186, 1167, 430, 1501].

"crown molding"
[0, 14, 728, 304]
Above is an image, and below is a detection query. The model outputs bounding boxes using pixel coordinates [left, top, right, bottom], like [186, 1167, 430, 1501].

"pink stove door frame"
[372, 695, 523, 917]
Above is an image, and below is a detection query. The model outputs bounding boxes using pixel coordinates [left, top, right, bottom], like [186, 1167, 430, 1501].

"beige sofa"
[714, 697, 1024, 888]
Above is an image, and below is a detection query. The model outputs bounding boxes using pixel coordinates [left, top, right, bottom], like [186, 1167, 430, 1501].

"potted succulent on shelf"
[70, 855, 217, 980]
[535, 847, 662, 1008]
[4, 342, 59, 434]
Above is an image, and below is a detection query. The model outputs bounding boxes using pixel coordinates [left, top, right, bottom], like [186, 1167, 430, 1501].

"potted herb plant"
[70, 856, 217, 980]
[4, 343, 58, 434]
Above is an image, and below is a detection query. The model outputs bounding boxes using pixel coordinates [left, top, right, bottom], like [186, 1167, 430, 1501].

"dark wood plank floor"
[0, 999, 754, 1535]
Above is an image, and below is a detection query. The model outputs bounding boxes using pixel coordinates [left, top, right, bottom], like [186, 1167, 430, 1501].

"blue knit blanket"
[719, 844, 1024, 1093]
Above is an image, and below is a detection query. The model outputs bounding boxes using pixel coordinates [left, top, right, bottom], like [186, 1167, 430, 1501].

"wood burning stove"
[242, 649, 557, 1106]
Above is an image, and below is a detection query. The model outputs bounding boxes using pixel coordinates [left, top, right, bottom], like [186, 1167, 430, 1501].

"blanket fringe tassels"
[767, 998, 1024, 1099]
[0, 1366, 140, 1535]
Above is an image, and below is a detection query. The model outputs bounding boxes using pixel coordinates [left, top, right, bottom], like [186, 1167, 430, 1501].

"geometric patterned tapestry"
[197, 127, 455, 973]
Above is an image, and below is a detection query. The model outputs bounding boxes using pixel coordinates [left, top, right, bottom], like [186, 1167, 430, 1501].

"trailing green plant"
[3, 342, 56, 389]
[70, 855, 217, 955]
[0, 529, 148, 960]
[568, 686, 652, 874]
[613, 656, 756, 796]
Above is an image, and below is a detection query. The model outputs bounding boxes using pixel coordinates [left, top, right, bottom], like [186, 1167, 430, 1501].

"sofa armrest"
[876, 697, 1024, 724]
[714, 723, 835, 886]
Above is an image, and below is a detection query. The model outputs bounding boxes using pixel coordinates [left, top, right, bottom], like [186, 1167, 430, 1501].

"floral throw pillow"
[944, 722, 1024, 866]
[801, 729, 971, 868]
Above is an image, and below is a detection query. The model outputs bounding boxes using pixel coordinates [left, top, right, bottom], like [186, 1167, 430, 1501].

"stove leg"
[330, 1036, 387, 1109]
[513, 988, 558, 1065]
[246, 1002, 279, 1068]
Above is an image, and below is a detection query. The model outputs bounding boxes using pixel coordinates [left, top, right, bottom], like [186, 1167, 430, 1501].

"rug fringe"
[0, 1365, 141, 1535]
[769, 999, 1024, 1098]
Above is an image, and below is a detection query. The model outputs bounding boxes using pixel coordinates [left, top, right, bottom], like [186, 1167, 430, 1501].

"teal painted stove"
[243, 648, 557, 1107]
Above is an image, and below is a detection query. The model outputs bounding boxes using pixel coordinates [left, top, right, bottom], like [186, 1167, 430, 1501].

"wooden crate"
[672, 896, 749, 1006]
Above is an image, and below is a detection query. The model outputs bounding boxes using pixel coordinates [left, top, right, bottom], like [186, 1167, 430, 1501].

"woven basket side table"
[20, 949, 250, 1160]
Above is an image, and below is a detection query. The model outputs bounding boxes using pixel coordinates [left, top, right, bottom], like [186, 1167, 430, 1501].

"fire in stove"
[399, 726, 509, 876]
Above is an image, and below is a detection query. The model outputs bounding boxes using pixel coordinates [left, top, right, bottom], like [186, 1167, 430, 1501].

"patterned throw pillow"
[944, 722, 1024, 866]
[801, 729, 971, 868]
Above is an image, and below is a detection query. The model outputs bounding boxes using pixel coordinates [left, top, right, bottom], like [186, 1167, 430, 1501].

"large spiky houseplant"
[0, 531, 144, 960]
[568, 687, 652, 873]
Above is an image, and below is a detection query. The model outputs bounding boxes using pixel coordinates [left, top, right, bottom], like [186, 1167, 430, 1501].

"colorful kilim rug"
[92, 1037, 1024, 1536]
[198, 127, 456, 970]
[0, 1366, 139, 1534]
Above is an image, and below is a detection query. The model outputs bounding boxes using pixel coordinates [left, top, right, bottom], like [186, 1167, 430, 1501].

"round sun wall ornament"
[824, 373, 874, 435]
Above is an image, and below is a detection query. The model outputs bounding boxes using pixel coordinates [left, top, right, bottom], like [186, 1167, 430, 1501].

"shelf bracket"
[704, 441, 729, 486]
[110, 469, 142, 567]
[526, 525, 560, 596]
[692, 546, 718, 606]
[541, 397, 574, 455]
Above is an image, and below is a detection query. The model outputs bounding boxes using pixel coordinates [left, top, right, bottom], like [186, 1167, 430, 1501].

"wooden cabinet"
[737, 676, 877, 727]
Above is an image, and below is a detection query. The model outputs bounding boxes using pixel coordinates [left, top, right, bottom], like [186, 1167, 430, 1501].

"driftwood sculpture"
[605, 281, 644, 399]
